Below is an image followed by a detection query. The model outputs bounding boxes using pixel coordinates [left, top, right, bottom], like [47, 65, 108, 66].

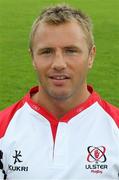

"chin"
[50, 91, 72, 101]
[44, 87, 73, 101]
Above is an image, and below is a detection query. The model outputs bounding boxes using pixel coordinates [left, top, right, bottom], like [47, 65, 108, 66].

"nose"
[51, 52, 67, 71]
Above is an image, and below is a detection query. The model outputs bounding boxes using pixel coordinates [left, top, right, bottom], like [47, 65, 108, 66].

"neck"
[32, 85, 90, 119]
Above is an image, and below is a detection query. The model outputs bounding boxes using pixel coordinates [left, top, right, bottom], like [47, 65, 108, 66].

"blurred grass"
[0, 0, 119, 109]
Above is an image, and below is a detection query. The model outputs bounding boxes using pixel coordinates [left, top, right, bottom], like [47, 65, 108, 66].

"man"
[0, 4, 119, 179]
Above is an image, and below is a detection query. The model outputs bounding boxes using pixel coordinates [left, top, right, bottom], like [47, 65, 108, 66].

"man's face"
[31, 21, 95, 101]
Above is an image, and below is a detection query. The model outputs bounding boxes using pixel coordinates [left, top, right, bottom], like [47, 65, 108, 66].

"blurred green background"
[0, 0, 119, 110]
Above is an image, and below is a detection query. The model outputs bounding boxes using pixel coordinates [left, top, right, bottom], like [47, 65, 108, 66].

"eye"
[66, 49, 77, 53]
[39, 48, 53, 55]
[64, 48, 79, 55]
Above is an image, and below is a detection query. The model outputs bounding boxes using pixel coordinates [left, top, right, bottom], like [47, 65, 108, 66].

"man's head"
[29, 4, 96, 102]
[29, 4, 94, 54]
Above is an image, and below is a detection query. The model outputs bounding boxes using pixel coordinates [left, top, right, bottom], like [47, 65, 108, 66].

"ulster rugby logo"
[87, 146, 106, 163]
[85, 146, 108, 174]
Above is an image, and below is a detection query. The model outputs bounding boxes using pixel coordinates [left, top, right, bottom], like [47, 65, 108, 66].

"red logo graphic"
[87, 146, 106, 163]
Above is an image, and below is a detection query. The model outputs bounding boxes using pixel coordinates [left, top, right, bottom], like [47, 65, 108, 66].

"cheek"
[33, 56, 51, 70]
[73, 59, 88, 71]
[34, 64, 48, 82]
[33, 59, 44, 72]
[74, 61, 89, 78]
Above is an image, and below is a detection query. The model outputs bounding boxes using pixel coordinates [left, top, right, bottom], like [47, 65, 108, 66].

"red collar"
[24, 85, 100, 124]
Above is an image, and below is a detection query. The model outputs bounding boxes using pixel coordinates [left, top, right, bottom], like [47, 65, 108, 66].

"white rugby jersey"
[0, 86, 119, 180]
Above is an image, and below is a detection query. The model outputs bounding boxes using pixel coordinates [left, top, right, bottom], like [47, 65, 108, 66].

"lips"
[49, 75, 70, 80]
[48, 74, 70, 86]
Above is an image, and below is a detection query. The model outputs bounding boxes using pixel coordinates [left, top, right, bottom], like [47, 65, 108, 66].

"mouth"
[48, 74, 70, 86]
[49, 75, 70, 80]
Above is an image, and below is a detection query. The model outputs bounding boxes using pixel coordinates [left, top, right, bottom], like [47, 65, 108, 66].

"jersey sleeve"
[0, 99, 25, 179]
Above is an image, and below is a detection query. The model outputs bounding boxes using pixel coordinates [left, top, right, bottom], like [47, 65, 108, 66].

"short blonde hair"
[29, 4, 94, 52]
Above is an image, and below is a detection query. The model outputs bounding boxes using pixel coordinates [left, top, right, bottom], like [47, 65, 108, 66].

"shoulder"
[0, 99, 25, 138]
[0, 86, 39, 138]
[98, 98, 119, 128]
[89, 85, 119, 128]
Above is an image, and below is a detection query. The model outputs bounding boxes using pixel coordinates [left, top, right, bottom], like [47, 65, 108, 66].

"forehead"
[33, 21, 86, 48]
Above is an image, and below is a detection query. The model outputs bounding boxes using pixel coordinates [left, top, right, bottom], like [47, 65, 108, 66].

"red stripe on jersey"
[0, 100, 25, 138]
[50, 123, 59, 143]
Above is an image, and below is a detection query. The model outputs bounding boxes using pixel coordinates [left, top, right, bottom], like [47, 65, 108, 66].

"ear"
[28, 48, 33, 58]
[88, 45, 96, 69]
[32, 60, 37, 70]
[28, 48, 37, 70]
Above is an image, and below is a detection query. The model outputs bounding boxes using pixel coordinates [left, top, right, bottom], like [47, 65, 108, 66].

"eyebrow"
[37, 47, 53, 52]
[38, 45, 81, 50]
[63, 45, 80, 49]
